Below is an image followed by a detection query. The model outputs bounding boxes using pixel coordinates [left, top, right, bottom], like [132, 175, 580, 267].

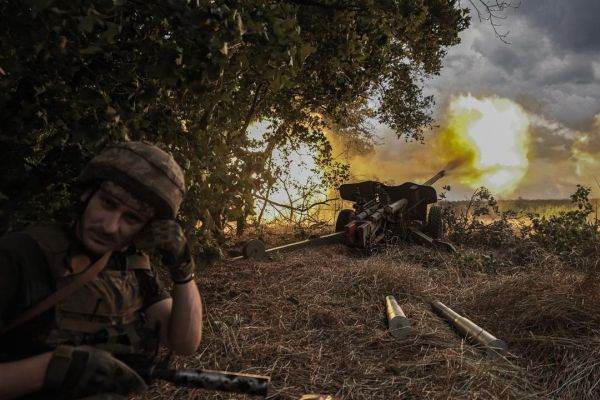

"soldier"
[0, 142, 203, 399]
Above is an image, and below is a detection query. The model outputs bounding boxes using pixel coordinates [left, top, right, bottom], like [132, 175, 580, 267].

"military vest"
[23, 225, 160, 361]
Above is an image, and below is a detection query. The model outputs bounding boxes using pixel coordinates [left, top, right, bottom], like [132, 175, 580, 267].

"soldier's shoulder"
[21, 223, 72, 254]
[0, 225, 56, 271]
[0, 223, 61, 249]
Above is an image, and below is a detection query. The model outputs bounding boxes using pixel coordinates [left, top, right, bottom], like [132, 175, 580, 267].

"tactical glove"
[136, 219, 195, 283]
[43, 345, 147, 400]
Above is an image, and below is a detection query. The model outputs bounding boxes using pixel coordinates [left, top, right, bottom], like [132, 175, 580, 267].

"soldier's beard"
[75, 218, 120, 255]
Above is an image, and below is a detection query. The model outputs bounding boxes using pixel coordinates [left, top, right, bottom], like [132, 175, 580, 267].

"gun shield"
[431, 301, 507, 359]
[385, 296, 411, 339]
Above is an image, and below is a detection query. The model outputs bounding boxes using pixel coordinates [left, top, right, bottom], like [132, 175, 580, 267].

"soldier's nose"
[102, 212, 120, 235]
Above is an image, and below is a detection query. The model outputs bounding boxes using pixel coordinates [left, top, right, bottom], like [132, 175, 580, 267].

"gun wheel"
[335, 209, 355, 232]
[243, 239, 267, 260]
[426, 205, 444, 239]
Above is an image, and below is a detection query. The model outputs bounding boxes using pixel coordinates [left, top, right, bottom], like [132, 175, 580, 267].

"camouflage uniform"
[0, 142, 191, 399]
[0, 225, 168, 361]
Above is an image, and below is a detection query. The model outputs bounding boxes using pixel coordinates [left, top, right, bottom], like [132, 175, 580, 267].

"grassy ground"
[140, 235, 600, 399]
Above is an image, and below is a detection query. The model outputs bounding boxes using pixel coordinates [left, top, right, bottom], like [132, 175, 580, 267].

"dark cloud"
[518, 0, 600, 54]
[539, 58, 596, 85]
[409, 3, 600, 198]
[478, 43, 522, 73]
[425, 1, 600, 130]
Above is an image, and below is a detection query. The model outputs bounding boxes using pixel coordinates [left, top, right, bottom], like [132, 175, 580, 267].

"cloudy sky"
[429, 0, 600, 129]
[357, 0, 600, 200]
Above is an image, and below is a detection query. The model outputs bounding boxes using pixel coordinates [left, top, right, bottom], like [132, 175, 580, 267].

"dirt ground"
[141, 242, 600, 400]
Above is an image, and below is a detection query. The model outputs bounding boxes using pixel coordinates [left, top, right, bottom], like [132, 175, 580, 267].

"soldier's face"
[78, 186, 154, 255]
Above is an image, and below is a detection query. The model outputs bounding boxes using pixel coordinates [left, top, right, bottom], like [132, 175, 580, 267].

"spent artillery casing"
[431, 301, 507, 358]
[385, 296, 411, 339]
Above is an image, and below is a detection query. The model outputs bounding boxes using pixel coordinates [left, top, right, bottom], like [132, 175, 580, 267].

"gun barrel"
[431, 301, 507, 358]
[423, 170, 446, 186]
[150, 368, 270, 396]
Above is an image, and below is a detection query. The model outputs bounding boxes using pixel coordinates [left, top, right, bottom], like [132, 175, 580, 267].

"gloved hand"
[135, 219, 195, 283]
[43, 345, 147, 399]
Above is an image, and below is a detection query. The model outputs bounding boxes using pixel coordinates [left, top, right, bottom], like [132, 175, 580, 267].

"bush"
[0, 0, 468, 242]
[524, 185, 598, 256]
[442, 187, 518, 247]
[442, 185, 599, 261]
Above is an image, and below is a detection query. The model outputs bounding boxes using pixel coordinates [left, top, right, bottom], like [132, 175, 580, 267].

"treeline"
[0, 0, 469, 245]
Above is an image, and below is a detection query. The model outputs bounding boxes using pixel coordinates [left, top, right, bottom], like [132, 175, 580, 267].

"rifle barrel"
[150, 368, 270, 396]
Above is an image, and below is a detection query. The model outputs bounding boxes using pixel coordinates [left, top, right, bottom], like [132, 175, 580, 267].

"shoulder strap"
[0, 251, 112, 336]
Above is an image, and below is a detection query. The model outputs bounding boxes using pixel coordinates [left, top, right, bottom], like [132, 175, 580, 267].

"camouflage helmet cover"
[80, 141, 186, 218]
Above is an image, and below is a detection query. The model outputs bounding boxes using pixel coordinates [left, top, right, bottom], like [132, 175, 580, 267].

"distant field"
[444, 198, 600, 219]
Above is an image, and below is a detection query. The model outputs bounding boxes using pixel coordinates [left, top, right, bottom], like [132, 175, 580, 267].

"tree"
[465, 0, 520, 43]
[0, 0, 469, 242]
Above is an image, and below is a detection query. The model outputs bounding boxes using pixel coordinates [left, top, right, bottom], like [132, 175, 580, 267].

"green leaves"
[528, 185, 599, 255]
[78, 15, 96, 33]
[25, 0, 56, 17]
[0, 0, 468, 239]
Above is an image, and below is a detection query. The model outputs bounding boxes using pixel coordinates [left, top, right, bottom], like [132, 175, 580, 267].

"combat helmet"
[79, 141, 186, 218]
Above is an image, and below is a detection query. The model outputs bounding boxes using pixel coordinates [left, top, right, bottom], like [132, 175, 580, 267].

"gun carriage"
[236, 170, 454, 260]
[335, 170, 452, 254]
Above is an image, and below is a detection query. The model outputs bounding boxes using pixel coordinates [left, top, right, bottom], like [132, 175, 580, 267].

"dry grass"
[140, 240, 600, 399]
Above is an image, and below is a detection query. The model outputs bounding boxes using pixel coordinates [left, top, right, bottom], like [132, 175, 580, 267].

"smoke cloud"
[329, 94, 600, 200]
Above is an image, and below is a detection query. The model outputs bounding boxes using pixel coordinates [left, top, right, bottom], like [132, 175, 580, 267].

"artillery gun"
[234, 170, 453, 260]
[335, 170, 454, 254]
